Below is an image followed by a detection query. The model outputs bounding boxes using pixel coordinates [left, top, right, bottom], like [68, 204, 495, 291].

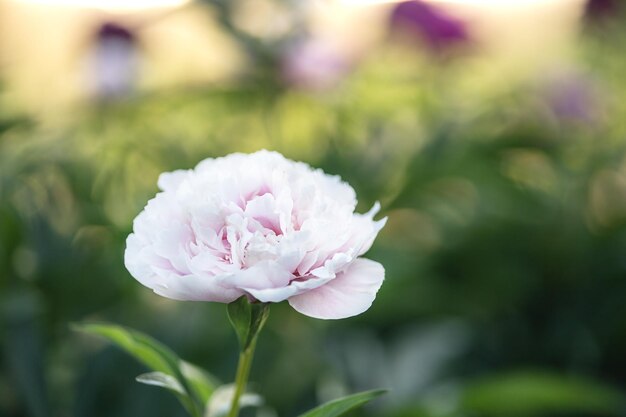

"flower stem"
[227, 339, 257, 417]
[226, 298, 269, 417]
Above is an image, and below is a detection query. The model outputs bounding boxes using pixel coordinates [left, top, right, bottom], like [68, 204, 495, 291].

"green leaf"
[73, 322, 217, 417]
[461, 371, 626, 417]
[205, 384, 264, 417]
[227, 297, 250, 350]
[136, 372, 185, 394]
[73, 322, 180, 376]
[180, 361, 220, 405]
[227, 297, 270, 351]
[297, 389, 387, 417]
[136, 371, 197, 414]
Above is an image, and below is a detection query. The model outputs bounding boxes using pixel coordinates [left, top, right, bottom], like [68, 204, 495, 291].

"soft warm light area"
[10, 0, 191, 12]
[339, 0, 580, 6]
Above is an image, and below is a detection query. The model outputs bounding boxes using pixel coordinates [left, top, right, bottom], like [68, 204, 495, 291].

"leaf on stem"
[73, 322, 180, 376]
[136, 372, 186, 394]
[134, 371, 198, 414]
[73, 322, 219, 417]
[181, 361, 220, 405]
[297, 389, 387, 417]
[205, 384, 263, 417]
[227, 297, 270, 351]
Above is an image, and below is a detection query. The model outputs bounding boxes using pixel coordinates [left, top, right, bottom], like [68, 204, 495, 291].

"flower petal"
[220, 261, 293, 291]
[288, 258, 384, 319]
[243, 275, 332, 303]
[152, 272, 243, 303]
[310, 252, 353, 279]
[157, 169, 189, 192]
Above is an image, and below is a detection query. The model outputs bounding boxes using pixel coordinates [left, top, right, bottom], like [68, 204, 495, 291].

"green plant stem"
[227, 339, 257, 417]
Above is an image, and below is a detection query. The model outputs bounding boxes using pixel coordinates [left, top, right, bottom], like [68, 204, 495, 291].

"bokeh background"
[2, 0, 626, 416]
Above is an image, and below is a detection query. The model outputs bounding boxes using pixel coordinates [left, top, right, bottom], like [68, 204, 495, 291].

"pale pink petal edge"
[288, 258, 384, 319]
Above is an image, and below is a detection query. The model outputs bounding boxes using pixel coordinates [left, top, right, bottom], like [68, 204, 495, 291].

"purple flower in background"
[543, 72, 602, 125]
[98, 22, 134, 42]
[584, 0, 619, 22]
[91, 22, 138, 99]
[389, 0, 469, 53]
[281, 39, 352, 91]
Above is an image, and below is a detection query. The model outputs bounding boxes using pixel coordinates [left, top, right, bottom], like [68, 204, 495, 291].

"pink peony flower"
[125, 150, 386, 319]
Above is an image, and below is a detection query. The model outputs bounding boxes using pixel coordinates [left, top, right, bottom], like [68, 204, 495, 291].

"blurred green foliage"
[2, 2, 626, 417]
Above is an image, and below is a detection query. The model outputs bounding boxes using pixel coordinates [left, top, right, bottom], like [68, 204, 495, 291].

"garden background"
[2, 0, 626, 416]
